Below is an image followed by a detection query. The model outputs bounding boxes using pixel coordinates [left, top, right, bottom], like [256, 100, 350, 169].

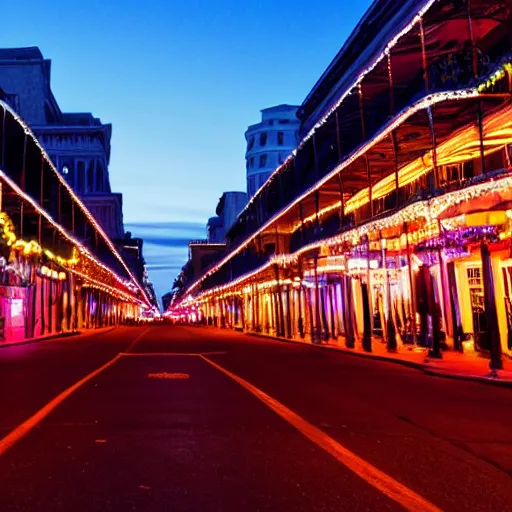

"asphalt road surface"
[1, 325, 512, 511]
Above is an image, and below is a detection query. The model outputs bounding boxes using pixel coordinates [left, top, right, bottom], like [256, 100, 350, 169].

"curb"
[245, 331, 512, 389]
[0, 326, 117, 349]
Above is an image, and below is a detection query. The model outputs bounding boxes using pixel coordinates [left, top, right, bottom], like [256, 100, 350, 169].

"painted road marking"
[0, 329, 149, 458]
[124, 329, 150, 353]
[0, 354, 121, 457]
[148, 372, 190, 380]
[200, 355, 442, 512]
[120, 351, 227, 357]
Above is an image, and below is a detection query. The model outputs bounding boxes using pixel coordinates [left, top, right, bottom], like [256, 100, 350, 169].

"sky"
[3, 0, 373, 304]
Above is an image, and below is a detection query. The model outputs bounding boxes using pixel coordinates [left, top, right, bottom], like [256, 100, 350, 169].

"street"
[1, 326, 512, 511]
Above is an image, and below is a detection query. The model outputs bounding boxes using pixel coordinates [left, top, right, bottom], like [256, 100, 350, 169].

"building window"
[250, 156, 254, 168]
[87, 161, 95, 192]
[77, 161, 85, 193]
[277, 131, 284, 145]
[259, 154, 267, 168]
[96, 163, 104, 192]
[278, 153, 284, 164]
[248, 136, 255, 150]
[62, 163, 74, 185]
[259, 132, 267, 146]
[279, 119, 290, 124]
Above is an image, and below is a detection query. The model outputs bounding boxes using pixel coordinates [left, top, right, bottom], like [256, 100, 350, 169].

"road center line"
[124, 328, 150, 353]
[0, 328, 149, 458]
[119, 351, 227, 357]
[200, 355, 442, 512]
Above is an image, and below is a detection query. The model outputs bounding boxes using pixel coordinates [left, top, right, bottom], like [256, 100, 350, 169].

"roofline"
[261, 104, 300, 113]
[300, 0, 382, 111]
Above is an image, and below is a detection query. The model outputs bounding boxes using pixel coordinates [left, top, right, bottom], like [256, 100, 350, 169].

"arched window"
[77, 161, 85, 193]
[96, 163, 104, 192]
[87, 161, 95, 192]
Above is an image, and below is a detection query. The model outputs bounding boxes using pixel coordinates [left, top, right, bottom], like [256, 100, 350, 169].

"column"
[481, 242, 503, 370]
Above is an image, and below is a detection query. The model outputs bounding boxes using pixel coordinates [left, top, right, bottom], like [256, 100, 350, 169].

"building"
[206, 191, 247, 243]
[0, 98, 150, 342]
[170, 191, 247, 300]
[245, 105, 300, 198]
[162, 291, 174, 312]
[0, 47, 123, 239]
[170, 0, 512, 370]
[206, 216, 224, 244]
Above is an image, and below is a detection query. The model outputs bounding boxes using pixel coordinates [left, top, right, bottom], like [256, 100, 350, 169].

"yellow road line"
[0, 355, 121, 457]
[0, 328, 149, 458]
[200, 355, 442, 512]
[124, 328, 150, 352]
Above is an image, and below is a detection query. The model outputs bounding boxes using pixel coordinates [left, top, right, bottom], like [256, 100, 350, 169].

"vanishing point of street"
[1, 326, 511, 511]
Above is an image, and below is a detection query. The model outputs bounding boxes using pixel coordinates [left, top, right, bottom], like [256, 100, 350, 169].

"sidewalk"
[243, 329, 512, 388]
[0, 326, 116, 349]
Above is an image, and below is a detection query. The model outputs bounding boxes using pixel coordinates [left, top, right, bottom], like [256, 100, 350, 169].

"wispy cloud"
[123, 220, 207, 303]
[125, 221, 205, 232]
[142, 237, 196, 248]
[146, 263, 184, 272]
[124, 203, 212, 222]
[124, 220, 206, 249]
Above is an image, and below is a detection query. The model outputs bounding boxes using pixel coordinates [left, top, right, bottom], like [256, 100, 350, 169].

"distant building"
[206, 191, 247, 243]
[114, 234, 145, 285]
[162, 291, 174, 312]
[245, 105, 300, 198]
[168, 192, 247, 305]
[206, 216, 224, 244]
[0, 47, 123, 239]
[188, 240, 226, 282]
[114, 232, 159, 310]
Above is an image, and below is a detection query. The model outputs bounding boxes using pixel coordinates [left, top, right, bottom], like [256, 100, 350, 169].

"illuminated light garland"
[174, 59, 512, 311]
[291, 95, 512, 232]
[74, 268, 142, 304]
[0, 203, 144, 305]
[477, 62, 512, 93]
[238, 0, 438, 213]
[179, 88, 480, 301]
[174, 172, 512, 311]
[0, 169, 145, 304]
[81, 282, 140, 305]
[0, 212, 17, 246]
[0, 102, 151, 307]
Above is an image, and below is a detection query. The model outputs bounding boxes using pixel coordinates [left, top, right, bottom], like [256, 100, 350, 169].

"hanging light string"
[293, 97, 512, 230]
[178, 87, 480, 301]
[0, 211, 146, 305]
[174, 171, 512, 311]
[0, 170, 147, 306]
[237, 0, 438, 214]
[0, 101, 151, 307]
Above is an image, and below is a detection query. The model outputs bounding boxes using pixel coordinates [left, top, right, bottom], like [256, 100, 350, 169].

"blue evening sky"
[3, 0, 372, 303]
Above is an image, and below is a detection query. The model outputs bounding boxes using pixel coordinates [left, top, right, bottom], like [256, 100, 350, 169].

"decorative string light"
[0, 169, 148, 306]
[179, 87, 480, 301]
[173, 171, 512, 312]
[0, 209, 146, 306]
[0, 102, 151, 307]
[171, 18, 512, 311]
[239, 0, 438, 214]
